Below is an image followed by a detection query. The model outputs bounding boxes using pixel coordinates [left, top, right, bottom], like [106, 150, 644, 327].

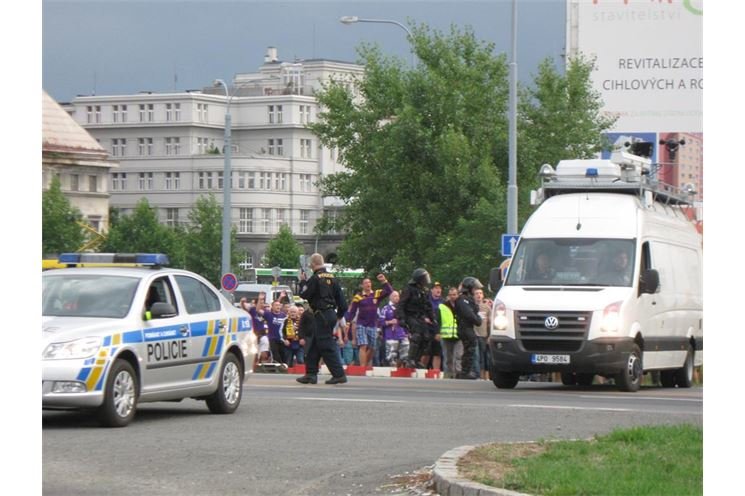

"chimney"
[265, 47, 278, 63]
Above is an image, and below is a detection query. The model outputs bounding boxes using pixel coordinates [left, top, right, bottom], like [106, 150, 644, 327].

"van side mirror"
[489, 267, 503, 293]
[639, 269, 659, 294]
[149, 302, 178, 319]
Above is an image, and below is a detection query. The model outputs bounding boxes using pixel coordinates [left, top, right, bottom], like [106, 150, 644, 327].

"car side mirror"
[149, 302, 178, 319]
[489, 267, 503, 293]
[640, 269, 659, 294]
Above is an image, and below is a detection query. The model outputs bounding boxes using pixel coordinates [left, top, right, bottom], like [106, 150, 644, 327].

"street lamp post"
[213, 79, 232, 290]
[507, 0, 518, 235]
[339, 15, 415, 66]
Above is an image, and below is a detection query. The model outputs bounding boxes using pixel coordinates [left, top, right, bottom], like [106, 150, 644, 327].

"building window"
[165, 172, 180, 190]
[121, 104, 128, 123]
[112, 105, 119, 123]
[197, 137, 209, 154]
[70, 174, 79, 192]
[240, 253, 254, 270]
[166, 103, 173, 121]
[198, 172, 216, 190]
[300, 139, 312, 159]
[197, 103, 208, 122]
[299, 210, 310, 234]
[239, 208, 253, 233]
[86, 106, 93, 123]
[112, 172, 127, 191]
[268, 105, 283, 124]
[112, 138, 127, 157]
[275, 208, 286, 230]
[217, 171, 224, 190]
[274, 172, 287, 191]
[261, 208, 271, 233]
[137, 172, 153, 190]
[300, 105, 312, 124]
[268, 139, 275, 155]
[166, 208, 179, 228]
[138, 137, 153, 156]
[300, 173, 312, 192]
[88, 175, 98, 192]
[259, 172, 272, 190]
[174, 103, 181, 121]
[276, 138, 284, 156]
[95, 105, 101, 123]
[165, 137, 180, 155]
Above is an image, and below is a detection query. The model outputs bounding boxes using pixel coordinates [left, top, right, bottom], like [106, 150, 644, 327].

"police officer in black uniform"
[397, 268, 437, 369]
[296, 253, 348, 385]
[455, 276, 483, 380]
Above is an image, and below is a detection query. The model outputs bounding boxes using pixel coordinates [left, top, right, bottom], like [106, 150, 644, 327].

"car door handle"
[180, 325, 189, 335]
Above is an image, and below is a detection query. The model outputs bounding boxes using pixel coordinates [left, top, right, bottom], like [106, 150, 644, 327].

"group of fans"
[241, 253, 492, 383]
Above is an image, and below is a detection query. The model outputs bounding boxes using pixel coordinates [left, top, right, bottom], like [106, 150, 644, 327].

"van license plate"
[531, 354, 570, 364]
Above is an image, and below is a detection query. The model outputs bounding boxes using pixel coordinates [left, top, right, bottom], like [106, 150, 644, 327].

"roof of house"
[42, 90, 107, 156]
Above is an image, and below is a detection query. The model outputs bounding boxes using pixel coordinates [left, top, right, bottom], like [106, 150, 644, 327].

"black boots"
[296, 375, 318, 384]
[325, 376, 348, 385]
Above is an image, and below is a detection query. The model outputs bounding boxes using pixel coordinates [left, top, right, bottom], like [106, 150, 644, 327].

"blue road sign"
[221, 273, 238, 292]
[501, 234, 520, 257]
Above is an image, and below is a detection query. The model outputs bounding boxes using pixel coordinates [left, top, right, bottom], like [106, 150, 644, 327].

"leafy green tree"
[264, 224, 304, 268]
[311, 24, 616, 287]
[42, 176, 86, 255]
[311, 24, 509, 287]
[517, 55, 617, 217]
[101, 198, 185, 266]
[183, 194, 240, 286]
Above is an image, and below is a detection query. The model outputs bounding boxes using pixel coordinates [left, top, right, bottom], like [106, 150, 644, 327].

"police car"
[42, 253, 256, 427]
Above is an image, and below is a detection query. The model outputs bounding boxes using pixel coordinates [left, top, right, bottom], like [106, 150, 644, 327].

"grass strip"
[458, 424, 702, 496]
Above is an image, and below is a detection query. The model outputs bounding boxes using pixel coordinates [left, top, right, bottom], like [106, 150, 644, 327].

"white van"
[488, 150, 702, 392]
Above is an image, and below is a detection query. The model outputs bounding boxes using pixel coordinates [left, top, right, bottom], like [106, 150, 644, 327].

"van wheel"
[674, 346, 694, 388]
[576, 373, 594, 386]
[617, 344, 642, 392]
[492, 371, 519, 389]
[206, 353, 243, 414]
[97, 359, 138, 427]
[560, 372, 576, 386]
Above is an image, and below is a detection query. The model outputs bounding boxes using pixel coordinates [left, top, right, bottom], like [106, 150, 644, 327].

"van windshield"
[505, 238, 636, 287]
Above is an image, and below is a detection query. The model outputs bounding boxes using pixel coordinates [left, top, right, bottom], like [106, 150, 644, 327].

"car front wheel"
[97, 359, 138, 427]
[206, 353, 243, 414]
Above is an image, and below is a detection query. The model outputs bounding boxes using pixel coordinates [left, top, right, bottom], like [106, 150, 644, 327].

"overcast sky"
[42, 0, 566, 102]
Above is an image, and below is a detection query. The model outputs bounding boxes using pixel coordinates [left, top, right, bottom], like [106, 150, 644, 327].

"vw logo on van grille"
[544, 316, 559, 329]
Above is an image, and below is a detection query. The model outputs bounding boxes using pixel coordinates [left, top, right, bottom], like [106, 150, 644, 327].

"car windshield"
[505, 238, 636, 287]
[42, 274, 140, 318]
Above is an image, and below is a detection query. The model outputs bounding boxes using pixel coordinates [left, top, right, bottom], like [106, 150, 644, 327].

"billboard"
[566, 0, 703, 201]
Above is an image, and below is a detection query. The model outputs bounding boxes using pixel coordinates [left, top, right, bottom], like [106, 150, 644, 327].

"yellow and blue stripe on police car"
[76, 330, 142, 391]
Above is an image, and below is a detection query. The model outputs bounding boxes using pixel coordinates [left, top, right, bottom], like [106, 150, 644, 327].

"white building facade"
[66, 49, 363, 268]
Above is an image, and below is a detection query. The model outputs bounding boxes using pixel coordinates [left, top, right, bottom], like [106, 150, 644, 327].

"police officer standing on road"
[455, 277, 483, 380]
[296, 253, 348, 385]
[397, 268, 437, 369]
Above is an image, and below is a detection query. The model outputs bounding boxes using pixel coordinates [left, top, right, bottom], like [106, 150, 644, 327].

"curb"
[433, 446, 532, 496]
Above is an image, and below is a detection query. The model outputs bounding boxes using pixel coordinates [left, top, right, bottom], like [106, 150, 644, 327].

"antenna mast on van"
[532, 140, 697, 215]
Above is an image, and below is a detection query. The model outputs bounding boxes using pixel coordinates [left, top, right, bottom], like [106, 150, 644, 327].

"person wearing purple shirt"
[345, 273, 392, 367]
[257, 300, 287, 365]
[379, 291, 409, 367]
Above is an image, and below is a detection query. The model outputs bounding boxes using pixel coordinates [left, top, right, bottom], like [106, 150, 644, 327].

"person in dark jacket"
[396, 268, 437, 369]
[296, 253, 348, 385]
[454, 277, 483, 380]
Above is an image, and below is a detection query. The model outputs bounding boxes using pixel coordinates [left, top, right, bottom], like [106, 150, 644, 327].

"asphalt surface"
[42, 374, 703, 495]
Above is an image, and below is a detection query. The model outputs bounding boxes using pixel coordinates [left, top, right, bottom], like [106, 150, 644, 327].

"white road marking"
[578, 395, 702, 403]
[510, 404, 632, 412]
[295, 397, 407, 403]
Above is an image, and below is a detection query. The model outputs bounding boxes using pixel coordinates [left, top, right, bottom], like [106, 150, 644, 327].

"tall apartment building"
[65, 48, 363, 269]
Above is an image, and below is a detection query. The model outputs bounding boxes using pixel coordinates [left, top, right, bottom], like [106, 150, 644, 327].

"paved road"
[42, 374, 702, 495]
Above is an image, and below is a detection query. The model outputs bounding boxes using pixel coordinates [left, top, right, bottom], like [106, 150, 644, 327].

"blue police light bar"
[585, 168, 599, 178]
[58, 253, 170, 266]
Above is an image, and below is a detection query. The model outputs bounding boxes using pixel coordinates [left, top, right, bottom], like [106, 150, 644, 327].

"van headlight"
[43, 337, 102, 360]
[600, 301, 623, 332]
[492, 300, 509, 331]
